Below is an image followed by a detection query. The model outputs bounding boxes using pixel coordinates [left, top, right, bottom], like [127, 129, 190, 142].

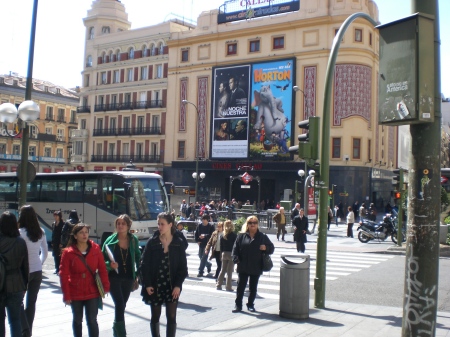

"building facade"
[71, 0, 194, 173]
[164, 0, 397, 210]
[0, 74, 78, 173]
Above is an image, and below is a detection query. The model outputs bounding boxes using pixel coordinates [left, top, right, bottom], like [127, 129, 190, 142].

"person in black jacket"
[231, 216, 274, 313]
[60, 210, 80, 248]
[140, 212, 187, 337]
[52, 210, 64, 275]
[0, 211, 29, 337]
[194, 214, 215, 277]
[293, 209, 309, 253]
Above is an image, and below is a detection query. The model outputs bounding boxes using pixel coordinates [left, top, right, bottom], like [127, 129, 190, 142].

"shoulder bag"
[260, 234, 273, 272]
[77, 255, 106, 298]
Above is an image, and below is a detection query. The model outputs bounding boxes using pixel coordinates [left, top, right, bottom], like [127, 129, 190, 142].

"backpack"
[0, 240, 17, 294]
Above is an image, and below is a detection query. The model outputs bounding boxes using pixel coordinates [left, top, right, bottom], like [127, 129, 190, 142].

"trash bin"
[279, 254, 310, 319]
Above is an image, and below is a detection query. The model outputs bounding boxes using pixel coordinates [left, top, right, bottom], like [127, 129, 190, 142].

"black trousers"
[109, 275, 134, 322]
[347, 223, 354, 238]
[235, 273, 260, 307]
[212, 250, 222, 278]
[296, 241, 305, 253]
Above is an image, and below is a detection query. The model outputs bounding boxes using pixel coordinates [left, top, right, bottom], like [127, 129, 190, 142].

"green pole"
[315, 12, 377, 309]
[397, 168, 404, 247]
[402, 0, 440, 335]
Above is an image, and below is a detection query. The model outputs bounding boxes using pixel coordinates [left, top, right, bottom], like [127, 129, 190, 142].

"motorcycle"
[357, 213, 405, 243]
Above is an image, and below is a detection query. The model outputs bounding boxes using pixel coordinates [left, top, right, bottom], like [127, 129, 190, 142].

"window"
[109, 51, 113, 61]
[57, 129, 64, 141]
[13, 145, 20, 155]
[58, 108, 65, 122]
[89, 27, 94, 40]
[70, 110, 76, 123]
[84, 74, 90, 87]
[227, 43, 237, 55]
[108, 143, 115, 157]
[96, 143, 102, 155]
[123, 117, 130, 131]
[136, 143, 143, 159]
[142, 45, 148, 57]
[181, 50, 189, 62]
[122, 143, 129, 156]
[368, 139, 372, 162]
[74, 141, 83, 155]
[102, 26, 110, 34]
[273, 36, 284, 49]
[124, 93, 131, 105]
[101, 72, 107, 84]
[152, 115, 159, 128]
[369, 32, 372, 46]
[80, 119, 86, 129]
[140, 66, 148, 80]
[29, 125, 37, 138]
[127, 68, 133, 82]
[102, 52, 106, 64]
[355, 29, 363, 42]
[116, 50, 121, 61]
[29, 146, 36, 157]
[111, 95, 117, 108]
[249, 40, 260, 53]
[332, 138, 341, 158]
[86, 55, 92, 67]
[110, 118, 116, 132]
[151, 143, 158, 157]
[0, 144, 5, 154]
[178, 141, 185, 159]
[46, 127, 52, 135]
[352, 138, 361, 159]
[97, 118, 103, 130]
[98, 95, 104, 106]
[156, 65, 162, 78]
[129, 48, 134, 59]
[44, 147, 51, 157]
[56, 148, 63, 158]
[46, 107, 53, 120]
[113, 70, 119, 83]
[137, 116, 144, 133]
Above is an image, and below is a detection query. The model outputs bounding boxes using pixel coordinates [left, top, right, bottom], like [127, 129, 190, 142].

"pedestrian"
[291, 203, 300, 219]
[352, 201, 360, 222]
[293, 209, 309, 253]
[231, 216, 274, 313]
[140, 212, 188, 337]
[179, 200, 188, 218]
[194, 214, 215, 277]
[272, 207, 286, 241]
[59, 223, 110, 337]
[368, 203, 377, 221]
[334, 205, 339, 226]
[216, 220, 237, 291]
[205, 221, 224, 279]
[359, 203, 367, 220]
[52, 210, 64, 275]
[346, 206, 355, 238]
[18, 205, 48, 337]
[102, 215, 141, 337]
[0, 212, 29, 337]
[327, 206, 333, 231]
[176, 222, 189, 249]
[60, 210, 80, 248]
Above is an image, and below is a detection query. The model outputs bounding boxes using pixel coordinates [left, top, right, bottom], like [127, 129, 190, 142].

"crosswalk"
[183, 246, 394, 300]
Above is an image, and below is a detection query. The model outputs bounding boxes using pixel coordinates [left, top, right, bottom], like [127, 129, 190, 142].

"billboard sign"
[218, 0, 300, 24]
[210, 59, 294, 160]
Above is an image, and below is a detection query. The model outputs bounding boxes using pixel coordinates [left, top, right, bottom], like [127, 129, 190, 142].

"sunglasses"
[247, 221, 258, 225]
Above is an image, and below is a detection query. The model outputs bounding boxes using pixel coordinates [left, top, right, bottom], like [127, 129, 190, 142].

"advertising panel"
[249, 59, 294, 160]
[211, 65, 251, 159]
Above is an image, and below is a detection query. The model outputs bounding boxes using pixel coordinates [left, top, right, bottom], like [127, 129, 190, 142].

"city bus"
[0, 171, 169, 246]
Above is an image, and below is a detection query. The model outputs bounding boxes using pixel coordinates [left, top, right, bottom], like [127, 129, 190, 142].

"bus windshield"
[127, 177, 168, 220]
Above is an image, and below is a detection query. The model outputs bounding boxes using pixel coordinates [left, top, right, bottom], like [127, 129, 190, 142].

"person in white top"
[18, 205, 48, 337]
[346, 205, 355, 238]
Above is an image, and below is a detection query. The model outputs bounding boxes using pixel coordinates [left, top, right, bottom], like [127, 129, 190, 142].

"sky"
[0, 0, 449, 97]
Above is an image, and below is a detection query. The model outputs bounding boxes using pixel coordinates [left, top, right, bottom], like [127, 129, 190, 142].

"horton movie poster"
[249, 59, 294, 159]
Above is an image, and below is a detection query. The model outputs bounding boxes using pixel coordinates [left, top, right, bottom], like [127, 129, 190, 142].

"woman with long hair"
[232, 216, 274, 313]
[102, 215, 141, 337]
[52, 210, 64, 275]
[205, 221, 224, 279]
[59, 224, 110, 337]
[0, 212, 29, 337]
[140, 212, 187, 337]
[216, 220, 237, 291]
[18, 205, 48, 337]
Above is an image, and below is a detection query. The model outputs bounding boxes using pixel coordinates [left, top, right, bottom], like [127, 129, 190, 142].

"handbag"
[77, 255, 106, 298]
[262, 253, 273, 272]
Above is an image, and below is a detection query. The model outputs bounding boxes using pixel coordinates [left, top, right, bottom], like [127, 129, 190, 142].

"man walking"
[293, 209, 309, 253]
[180, 199, 188, 218]
[273, 207, 287, 241]
[195, 214, 214, 277]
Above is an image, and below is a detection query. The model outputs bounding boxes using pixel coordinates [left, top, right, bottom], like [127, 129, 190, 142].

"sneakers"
[232, 305, 242, 313]
[246, 304, 256, 312]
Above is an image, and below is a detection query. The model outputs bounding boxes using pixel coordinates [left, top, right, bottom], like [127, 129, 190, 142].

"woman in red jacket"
[59, 223, 110, 337]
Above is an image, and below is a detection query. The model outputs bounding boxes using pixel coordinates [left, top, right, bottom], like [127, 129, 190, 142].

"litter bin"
[279, 254, 310, 319]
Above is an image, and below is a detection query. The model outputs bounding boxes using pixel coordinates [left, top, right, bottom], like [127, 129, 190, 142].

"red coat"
[59, 240, 110, 302]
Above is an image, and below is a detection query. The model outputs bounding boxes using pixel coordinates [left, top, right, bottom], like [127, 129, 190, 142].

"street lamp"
[293, 86, 311, 116]
[0, 0, 40, 207]
[182, 99, 201, 202]
[295, 169, 305, 203]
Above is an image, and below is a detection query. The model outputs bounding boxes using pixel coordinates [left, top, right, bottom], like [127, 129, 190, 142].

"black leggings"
[109, 276, 134, 322]
[150, 302, 178, 324]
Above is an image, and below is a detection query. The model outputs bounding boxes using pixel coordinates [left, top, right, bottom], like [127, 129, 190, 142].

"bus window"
[102, 178, 113, 209]
[67, 179, 83, 202]
[84, 179, 98, 204]
[40, 180, 66, 202]
[113, 188, 127, 214]
[0, 179, 17, 202]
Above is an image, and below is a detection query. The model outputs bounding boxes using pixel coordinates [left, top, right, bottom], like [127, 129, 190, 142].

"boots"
[166, 323, 177, 337]
[150, 322, 160, 337]
[113, 321, 126, 337]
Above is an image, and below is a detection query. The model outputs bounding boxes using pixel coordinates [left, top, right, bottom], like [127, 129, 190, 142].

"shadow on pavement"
[325, 307, 402, 327]
[178, 302, 212, 313]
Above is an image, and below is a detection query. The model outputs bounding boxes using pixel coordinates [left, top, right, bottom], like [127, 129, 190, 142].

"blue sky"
[0, 0, 448, 97]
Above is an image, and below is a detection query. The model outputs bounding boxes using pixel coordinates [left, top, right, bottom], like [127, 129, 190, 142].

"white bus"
[0, 171, 169, 246]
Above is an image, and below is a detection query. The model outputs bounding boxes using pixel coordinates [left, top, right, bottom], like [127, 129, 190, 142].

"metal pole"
[315, 12, 377, 308]
[402, 0, 440, 335]
[19, 0, 39, 207]
[397, 169, 404, 247]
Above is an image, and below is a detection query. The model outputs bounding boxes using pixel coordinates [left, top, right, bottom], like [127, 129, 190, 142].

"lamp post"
[295, 169, 305, 204]
[0, 0, 40, 207]
[293, 86, 310, 116]
[182, 100, 200, 202]
[303, 170, 315, 217]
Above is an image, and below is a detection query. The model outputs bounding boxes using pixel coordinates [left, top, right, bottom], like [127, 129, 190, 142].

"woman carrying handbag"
[59, 223, 110, 337]
[102, 214, 141, 337]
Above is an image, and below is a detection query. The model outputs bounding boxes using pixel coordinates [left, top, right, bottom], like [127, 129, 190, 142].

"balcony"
[77, 106, 90, 113]
[70, 129, 88, 139]
[57, 116, 66, 123]
[37, 133, 56, 142]
[93, 126, 161, 137]
[91, 154, 161, 163]
[0, 153, 66, 164]
[71, 154, 88, 164]
[69, 118, 77, 124]
[94, 100, 164, 112]
[45, 114, 54, 121]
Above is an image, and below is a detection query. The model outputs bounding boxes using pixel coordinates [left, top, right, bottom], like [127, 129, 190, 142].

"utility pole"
[402, 0, 441, 335]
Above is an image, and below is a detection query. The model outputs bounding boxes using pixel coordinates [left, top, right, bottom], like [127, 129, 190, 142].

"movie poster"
[211, 65, 251, 159]
[249, 59, 294, 159]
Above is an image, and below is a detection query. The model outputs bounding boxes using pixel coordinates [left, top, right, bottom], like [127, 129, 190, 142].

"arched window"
[89, 27, 94, 40]
[158, 42, 164, 55]
[86, 55, 92, 67]
[129, 47, 134, 59]
[109, 51, 113, 62]
[150, 43, 156, 56]
[102, 52, 106, 64]
[116, 50, 121, 61]
[142, 45, 148, 57]
[101, 26, 110, 34]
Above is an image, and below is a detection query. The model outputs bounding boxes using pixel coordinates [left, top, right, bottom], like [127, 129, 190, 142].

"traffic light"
[297, 116, 320, 161]
[328, 190, 333, 196]
[394, 191, 401, 199]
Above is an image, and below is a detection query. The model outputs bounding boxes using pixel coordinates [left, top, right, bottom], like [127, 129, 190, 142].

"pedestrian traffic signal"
[296, 116, 320, 161]
[328, 190, 333, 196]
[394, 191, 401, 199]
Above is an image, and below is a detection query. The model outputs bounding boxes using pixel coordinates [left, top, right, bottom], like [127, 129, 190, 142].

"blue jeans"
[71, 298, 99, 337]
[198, 244, 211, 274]
[0, 291, 24, 337]
[21, 270, 42, 336]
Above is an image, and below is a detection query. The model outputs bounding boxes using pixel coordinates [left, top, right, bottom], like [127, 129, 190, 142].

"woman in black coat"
[0, 212, 29, 337]
[232, 215, 274, 313]
[140, 213, 187, 337]
[293, 208, 309, 253]
[51, 210, 64, 275]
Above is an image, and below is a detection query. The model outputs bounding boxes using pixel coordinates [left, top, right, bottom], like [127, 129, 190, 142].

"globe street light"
[182, 99, 201, 202]
[295, 169, 305, 203]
